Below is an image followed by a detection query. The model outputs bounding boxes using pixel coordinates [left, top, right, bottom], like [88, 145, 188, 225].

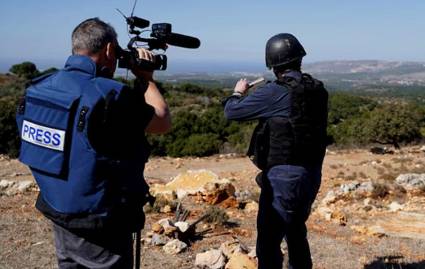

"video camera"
[116, 8, 200, 71]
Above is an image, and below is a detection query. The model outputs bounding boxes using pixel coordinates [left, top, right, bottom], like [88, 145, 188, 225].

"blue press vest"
[16, 55, 149, 221]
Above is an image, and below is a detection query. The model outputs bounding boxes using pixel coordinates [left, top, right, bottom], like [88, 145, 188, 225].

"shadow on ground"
[364, 256, 425, 269]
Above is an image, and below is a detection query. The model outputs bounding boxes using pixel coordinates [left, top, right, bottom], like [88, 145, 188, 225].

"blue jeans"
[256, 165, 322, 269]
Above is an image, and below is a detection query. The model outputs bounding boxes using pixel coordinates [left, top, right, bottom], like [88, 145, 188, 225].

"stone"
[16, 181, 34, 192]
[164, 226, 178, 236]
[195, 249, 226, 269]
[363, 198, 371, 206]
[158, 218, 174, 230]
[0, 179, 14, 190]
[359, 212, 425, 240]
[331, 210, 347, 226]
[357, 182, 374, 193]
[225, 252, 257, 269]
[340, 182, 360, 193]
[395, 174, 425, 190]
[151, 234, 169, 246]
[152, 223, 164, 234]
[151, 170, 220, 199]
[161, 205, 172, 213]
[162, 239, 187, 255]
[322, 190, 338, 205]
[244, 201, 259, 213]
[388, 201, 404, 212]
[220, 240, 248, 258]
[316, 206, 333, 221]
[247, 248, 256, 258]
[220, 197, 239, 208]
[174, 221, 190, 233]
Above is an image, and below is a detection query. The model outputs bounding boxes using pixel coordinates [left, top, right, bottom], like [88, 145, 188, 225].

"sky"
[1, 0, 425, 73]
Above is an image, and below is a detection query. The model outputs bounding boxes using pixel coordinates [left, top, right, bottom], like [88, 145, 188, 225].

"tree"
[9, 62, 39, 79]
[364, 104, 422, 148]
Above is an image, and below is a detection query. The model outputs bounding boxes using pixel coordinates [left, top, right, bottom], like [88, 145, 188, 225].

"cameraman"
[16, 18, 170, 268]
[223, 34, 328, 269]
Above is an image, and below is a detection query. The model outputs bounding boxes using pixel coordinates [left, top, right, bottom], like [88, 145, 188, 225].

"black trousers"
[53, 223, 134, 269]
[256, 165, 321, 269]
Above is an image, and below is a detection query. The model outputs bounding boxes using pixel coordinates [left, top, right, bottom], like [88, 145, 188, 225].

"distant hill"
[303, 60, 425, 87]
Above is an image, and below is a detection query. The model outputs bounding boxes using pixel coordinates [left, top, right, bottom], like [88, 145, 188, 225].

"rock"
[161, 205, 172, 213]
[363, 198, 371, 206]
[316, 206, 333, 221]
[388, 201, 404, 212]
[247, 248, 256, 258]
[354, 212, 425, 240]
[151, 170, 220, 199]
[331, 210, 348, 226]
[164, 226, 178, 237]
[322, 190, 338, 205]
[195, 249, 226, 269]
[158, 218, 174, 230]
[395, 174, 425, 190]
[0, 179, 14, 190]
[220, 240, 248, 258]
[357, 182, 374, 193]
[152, 223, 164, 234]
[174, 221, 190, 233]
[420, 145, 425, 152]
[151, 234, 169, 246]
[340, 182, 360, 193]
[162, 239, 187, 255]
[220, 197, 239, 208]
[203, 181, 236, 205]
[16, 180, 35, 192]
[225, 252, 257, 269]
[370, 147, 393, 155]
[244, 201, 259, 213]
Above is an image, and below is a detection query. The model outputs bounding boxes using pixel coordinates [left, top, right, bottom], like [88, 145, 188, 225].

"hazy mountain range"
[2, 59, 425, 88]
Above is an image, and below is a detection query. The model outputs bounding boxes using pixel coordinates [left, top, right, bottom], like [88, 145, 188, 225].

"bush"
[9, 62, 39, 79]
[0, 96, 20, 157]
[363, 104, 422, 148]
[204, 206, 229, 225]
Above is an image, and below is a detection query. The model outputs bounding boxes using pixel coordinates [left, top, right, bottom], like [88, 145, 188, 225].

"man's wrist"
[232, 91, 243, 97]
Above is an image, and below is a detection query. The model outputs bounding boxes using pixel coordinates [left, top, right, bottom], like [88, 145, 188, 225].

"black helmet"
[265, 33, 306, 69]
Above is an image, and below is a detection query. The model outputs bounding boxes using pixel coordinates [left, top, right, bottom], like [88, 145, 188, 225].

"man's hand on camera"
[131, 48, 155, 81]
[234, 78, 249, 95]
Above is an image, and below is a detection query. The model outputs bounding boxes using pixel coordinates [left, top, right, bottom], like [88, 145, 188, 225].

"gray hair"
[71, 18, 117, 54]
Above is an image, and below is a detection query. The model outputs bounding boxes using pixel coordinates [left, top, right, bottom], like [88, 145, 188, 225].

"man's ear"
[105, 42, 115, 60]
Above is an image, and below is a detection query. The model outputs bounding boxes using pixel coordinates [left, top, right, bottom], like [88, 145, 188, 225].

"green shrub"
[9, 62, 39, 79]
[0, 96, 20, 157]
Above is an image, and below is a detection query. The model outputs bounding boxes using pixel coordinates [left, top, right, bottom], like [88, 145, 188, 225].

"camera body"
[117, 46, 167, 71]
[116, 14, 200, 71]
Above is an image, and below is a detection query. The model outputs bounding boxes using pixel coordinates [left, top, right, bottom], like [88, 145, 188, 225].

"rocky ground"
[1, 147, 425, 269]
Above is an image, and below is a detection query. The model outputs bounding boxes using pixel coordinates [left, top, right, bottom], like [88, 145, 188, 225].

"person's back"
[223, 33, 328, 269]
[16, 18, 170, 268]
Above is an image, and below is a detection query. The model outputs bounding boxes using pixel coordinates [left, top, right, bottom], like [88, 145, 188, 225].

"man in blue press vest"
[223, 33, 328, 269]
[16, 18, 171, 268]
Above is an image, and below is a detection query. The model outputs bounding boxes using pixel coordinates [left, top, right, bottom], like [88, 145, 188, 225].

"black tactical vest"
[247, 73, 328, 170]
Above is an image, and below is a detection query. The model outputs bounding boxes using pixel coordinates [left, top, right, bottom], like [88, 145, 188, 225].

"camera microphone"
[166, 33, 201, 49]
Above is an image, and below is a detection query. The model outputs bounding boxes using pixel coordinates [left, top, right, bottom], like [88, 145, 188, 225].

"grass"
[204, 206, 229, 225]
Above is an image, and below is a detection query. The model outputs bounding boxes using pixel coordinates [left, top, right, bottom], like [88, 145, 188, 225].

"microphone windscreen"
[166, 33, 201, 49]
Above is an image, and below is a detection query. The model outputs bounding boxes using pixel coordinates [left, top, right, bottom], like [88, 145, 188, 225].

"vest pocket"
[19, 87, 80, 176]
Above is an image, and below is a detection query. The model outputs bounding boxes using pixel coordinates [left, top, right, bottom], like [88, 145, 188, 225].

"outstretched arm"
[131, 49, 171, 134]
